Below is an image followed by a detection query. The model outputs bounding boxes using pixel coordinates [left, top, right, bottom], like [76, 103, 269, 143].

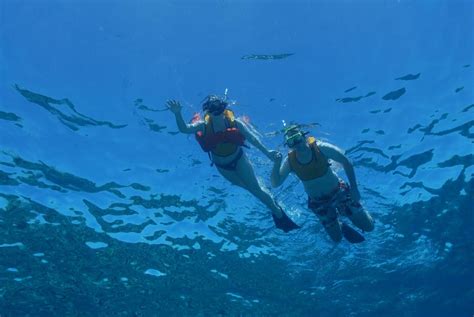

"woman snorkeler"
[166, 93, 299, 232]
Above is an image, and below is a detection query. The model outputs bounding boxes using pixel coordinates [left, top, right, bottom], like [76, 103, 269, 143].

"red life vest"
[194, 110, 246, 156]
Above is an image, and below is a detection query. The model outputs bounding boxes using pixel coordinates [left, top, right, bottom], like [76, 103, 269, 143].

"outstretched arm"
[235, 119, 278, 161]
[271, 153, 292, 188]
[166, 99, 204, 134]
[318, 142, 361, 202]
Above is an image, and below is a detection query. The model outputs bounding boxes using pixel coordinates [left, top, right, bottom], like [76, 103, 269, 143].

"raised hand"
[166, 99, 182, 115]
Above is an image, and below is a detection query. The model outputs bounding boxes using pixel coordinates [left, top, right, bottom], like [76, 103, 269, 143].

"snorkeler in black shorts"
[271, 125, 374, 243]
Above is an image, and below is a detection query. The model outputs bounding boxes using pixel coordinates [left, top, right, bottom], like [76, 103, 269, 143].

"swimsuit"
[307, 180, 362, 229]
[213, 148, 244, 171]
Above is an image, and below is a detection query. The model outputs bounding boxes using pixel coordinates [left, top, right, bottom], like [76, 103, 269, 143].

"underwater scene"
[1, 1, 473, 316]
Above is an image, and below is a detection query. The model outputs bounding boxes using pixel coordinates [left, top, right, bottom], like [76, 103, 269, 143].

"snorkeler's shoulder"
[317, 141, 345, 156]
[233, 117, 244, 126]
[190, 120, 206, 132]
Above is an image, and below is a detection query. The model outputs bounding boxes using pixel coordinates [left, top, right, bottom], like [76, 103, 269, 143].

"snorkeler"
[271, 125, 374, 243]
[166, 94, 299, 232]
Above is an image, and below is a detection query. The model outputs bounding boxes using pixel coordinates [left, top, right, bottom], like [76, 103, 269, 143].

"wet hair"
[201, 95, 228, 113]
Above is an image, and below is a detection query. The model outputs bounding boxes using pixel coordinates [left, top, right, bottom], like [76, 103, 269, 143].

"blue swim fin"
[341, 222, 365, 243]
[272, 209, 300, 233]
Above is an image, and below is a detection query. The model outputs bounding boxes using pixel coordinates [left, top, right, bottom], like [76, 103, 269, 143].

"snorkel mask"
[284, 125, 306, 147]
[202, 90, 229, 116]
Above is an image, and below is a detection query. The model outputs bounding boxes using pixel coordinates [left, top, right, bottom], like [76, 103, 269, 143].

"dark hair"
[202, 94, 228, 113]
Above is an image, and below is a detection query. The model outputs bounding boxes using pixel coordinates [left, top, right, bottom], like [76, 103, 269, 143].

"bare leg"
[217, 166, 246, 188]
[232, 153, 283, 217]
[337, 185, 375, 232]
[346, 205, 374, 232]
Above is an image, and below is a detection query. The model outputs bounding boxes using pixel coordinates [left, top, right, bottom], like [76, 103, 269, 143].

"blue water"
[1, 1, 473, 316]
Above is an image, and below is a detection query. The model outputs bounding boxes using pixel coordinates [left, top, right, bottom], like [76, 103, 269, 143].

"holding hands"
[268, 150, 283, 163]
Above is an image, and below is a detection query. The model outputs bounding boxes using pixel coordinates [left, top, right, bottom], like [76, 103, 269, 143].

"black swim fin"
[272, 210, 300, 233]
[341, 223, 365, 243]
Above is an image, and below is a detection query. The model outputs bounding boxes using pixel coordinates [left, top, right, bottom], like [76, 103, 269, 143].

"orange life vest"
[288, 137, 330, 181]
[195, 109, 245, 157]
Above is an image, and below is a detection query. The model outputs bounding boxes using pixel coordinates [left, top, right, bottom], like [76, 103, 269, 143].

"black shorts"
[308, 180, 362, 228]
